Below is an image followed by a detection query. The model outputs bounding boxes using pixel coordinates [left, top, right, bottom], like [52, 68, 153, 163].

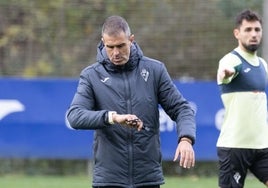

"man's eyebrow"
[106, 43, 126, 48]
[244, 26, 261, 30]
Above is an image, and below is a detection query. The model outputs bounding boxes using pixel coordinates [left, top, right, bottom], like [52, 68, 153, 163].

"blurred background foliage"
[0, 0, 265, 79]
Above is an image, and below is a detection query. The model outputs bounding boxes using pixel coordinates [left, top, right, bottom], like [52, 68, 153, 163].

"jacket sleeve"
[157, 64, 196, 144]
[66, 68, 109, 130]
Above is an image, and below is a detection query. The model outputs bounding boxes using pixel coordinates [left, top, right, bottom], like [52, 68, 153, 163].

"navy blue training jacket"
[67, 41, 196, 187]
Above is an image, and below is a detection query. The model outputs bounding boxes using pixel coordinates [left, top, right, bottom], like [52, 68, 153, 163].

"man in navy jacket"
[67, 15, 196, 188]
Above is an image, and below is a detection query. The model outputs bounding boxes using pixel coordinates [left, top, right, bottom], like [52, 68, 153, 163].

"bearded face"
[234, 20, 262, 54]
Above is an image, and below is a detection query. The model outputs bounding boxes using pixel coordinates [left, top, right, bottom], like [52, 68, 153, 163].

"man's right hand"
[113, 114, 143, 131]
[218, 67, 235, 80]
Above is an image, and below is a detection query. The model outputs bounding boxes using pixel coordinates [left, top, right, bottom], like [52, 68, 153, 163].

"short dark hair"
[235, 9, 262, 28]
[102, 15, 131, 37]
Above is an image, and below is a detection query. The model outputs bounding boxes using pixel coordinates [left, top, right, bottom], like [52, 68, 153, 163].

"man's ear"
[233, 29, 239, 39]
[129, 34, 134, 43]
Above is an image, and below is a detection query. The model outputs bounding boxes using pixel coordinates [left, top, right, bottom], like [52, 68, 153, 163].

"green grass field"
[0, 175, 264, 188]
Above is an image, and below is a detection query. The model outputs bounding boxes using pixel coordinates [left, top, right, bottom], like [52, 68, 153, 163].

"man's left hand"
[173, 139, 195, 168]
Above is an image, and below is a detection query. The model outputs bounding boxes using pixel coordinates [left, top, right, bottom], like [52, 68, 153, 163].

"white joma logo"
[101, 77, 110, 83]
[0, 99, 25, 120]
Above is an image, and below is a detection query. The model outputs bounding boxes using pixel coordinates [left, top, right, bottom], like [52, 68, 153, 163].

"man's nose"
[113, 47, 120, 55]
[251, 30, 258, 37]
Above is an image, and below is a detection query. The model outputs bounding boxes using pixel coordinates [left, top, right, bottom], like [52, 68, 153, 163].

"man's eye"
[255, 28, 261, 32]
[117, 44, 124, 48]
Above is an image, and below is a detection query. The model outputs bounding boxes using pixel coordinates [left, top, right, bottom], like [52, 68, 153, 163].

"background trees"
[0, 0, 265, 79]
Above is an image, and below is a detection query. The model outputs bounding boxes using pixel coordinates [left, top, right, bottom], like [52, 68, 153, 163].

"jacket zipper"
[122, 71, 134, 186]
